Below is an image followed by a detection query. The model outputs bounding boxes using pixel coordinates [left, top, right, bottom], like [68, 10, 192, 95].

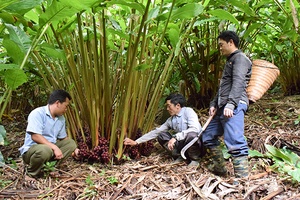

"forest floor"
[1, 93, 300, 200]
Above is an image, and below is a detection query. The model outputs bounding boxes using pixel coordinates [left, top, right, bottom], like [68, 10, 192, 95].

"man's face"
[218, 38, 234, 57]
[165, 100, 181, 116]
[55, 98, 70, 116]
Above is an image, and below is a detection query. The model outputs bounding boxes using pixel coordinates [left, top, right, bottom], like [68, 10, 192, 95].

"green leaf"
[3, 68, 27, 90]
[61, 0, 100, 11]
[229, 0, 255, 16]
[203, 0, 211, 8]
[194, 17, 218, 27]
[171, 3, 204, 20]
[281, 147, 300, 167]
[134, 64, 152, 71]
[3, 0, 43, 15]
[40, 43, 66, 60]
[287, 168, 300, 182]
[208, 9, 240, 27]
[39, 0, 79, 27]
[242, 23, 261, 39]
[2, 38, 25, 64]
[249, 149, 264, 157]
[0, 64, 19, 71]
[275, 45, 284, 52]
[147, 6, 160, 21]
[168, 27, 179, 48]
[265, 144, 292, 163]
[5, 24, 31, 53]
[0, 0, 18, 11]
[0, 125, 6, 146]
[107, 28, 129, 40]
[106, 0, 145, 14]
[0, 151, 4, 166]
[0, 11, 16, 24]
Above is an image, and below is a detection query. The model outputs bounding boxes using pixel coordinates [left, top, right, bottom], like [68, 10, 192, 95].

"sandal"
[23, 175, 38, 190]
[71, 148, 80, 161]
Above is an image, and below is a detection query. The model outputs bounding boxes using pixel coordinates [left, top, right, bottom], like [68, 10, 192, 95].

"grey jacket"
[210, 50, 252, 110]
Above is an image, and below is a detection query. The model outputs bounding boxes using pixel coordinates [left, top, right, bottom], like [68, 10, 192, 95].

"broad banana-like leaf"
[242, 23, 261, 39]
[2, 38, 25, 65]
[5, 24, 31, 54]
[39, 0, 78, 27]
[0, 64, 27, 89]
[208, 9, 240, 27]
[3, 69, 27, 90]
[106, 0, 145, 14]
[171, 3, 204, 21]
[3, 0, 43, 15]
[0, 0, 18, 11]
[40, 43, 66, 61]
[229, 0, 255, 16]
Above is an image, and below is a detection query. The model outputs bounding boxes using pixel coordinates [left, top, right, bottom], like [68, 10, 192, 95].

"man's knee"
[185, 132, 198, 142]
[157, 132, 171, 146]
[31, 145, 53, 161]
[66, 138, 77, 151]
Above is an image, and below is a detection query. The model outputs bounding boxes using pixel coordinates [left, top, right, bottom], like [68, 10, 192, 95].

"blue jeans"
[202, 103, 248, 157]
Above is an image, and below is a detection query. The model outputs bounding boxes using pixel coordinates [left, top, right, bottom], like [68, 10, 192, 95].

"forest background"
[0, 0, 299, 164]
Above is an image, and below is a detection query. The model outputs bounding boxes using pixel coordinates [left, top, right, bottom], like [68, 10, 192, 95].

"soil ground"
[1, 93, 300, 200]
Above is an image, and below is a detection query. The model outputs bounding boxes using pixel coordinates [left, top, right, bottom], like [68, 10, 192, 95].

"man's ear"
[55, 100, 61, 105]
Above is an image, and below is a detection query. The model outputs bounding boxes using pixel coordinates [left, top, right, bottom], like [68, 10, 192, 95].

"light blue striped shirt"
[136, 107, 201, 144]
[19, 105, 67, 155]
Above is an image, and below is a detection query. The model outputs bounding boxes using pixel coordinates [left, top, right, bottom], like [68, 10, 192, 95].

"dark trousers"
[157, 132, 204, 161]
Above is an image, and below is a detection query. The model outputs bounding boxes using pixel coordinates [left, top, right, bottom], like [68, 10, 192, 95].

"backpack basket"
[246, 59, 280, 103]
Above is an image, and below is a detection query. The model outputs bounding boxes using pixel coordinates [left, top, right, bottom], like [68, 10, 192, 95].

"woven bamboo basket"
[247, 59, 280, 102]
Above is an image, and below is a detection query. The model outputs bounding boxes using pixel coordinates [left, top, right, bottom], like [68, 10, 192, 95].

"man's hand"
[31, 133, 64, 160]
[209, 107, 217, 116]
[168, 138, 176, 150]
[124, 138, 138, 146]
[53, 147, 64, 160]
[224, 108, 233, 118]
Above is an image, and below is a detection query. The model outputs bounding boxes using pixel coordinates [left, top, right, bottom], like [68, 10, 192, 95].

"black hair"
[165, 93, 186, 107]
[218, 30, 239, 48]
[48, 89, 72, 105]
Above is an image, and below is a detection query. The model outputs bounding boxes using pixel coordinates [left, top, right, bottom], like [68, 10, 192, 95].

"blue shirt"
[136, 107, 201, 143]
[19, 105, 67, 155]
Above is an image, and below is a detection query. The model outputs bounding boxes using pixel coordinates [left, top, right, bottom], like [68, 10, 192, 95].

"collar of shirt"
[45, 105, 57, 121]
[176, 107, 185, 118]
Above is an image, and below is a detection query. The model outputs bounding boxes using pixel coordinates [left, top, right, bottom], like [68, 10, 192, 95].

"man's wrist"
[172, 135, 177, 140]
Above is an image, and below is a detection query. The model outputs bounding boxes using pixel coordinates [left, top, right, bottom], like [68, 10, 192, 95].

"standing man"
[202, 31, 252, 178]
[19, 89, 78, 183]
[124, 93, 203, 167]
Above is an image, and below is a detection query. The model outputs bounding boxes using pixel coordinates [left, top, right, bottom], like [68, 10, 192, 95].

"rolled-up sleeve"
[136, 119, 171, 144]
